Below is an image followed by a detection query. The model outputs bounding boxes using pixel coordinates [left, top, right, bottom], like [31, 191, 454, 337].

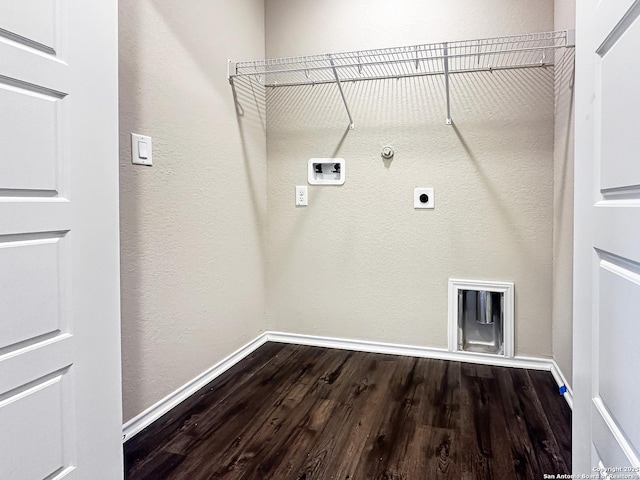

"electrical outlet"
[414, 187, 434, 209]
[296, 186, 308, 206]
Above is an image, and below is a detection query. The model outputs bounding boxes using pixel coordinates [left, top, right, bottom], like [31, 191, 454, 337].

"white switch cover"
[414, 187, 434, 209]
[131, 133, 152, 166]
[296, 186, 308, 206]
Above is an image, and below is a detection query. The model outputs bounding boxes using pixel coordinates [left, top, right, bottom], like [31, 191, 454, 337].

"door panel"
[0, 43, 68, 94]
[0, 234, 65, 349]
[0, 203, 70, 236]
[594, 208, 640, 260]
[575, 0, 640, 473]
[0, 10, 74, 477]
[0, 1, 121, 478]
[0, 373, 72, 479]
[599, 15, 640, 190]
[0, 0, 58, 53]
[0, 83, 62, 193]
[0, 334, 72, 395]
[592, 400, 634, 471]
[593, 0, 639, 46]
[597, 258, 640, 453]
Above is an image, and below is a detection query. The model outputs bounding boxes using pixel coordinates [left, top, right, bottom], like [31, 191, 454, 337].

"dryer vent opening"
[458, 289, 504, 355]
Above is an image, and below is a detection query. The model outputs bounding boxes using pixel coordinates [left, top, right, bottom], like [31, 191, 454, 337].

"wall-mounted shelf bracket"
[443, 42, 452, 125]
[329, 56, 355, 130]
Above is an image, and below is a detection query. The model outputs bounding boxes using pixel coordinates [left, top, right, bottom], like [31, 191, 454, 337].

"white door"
[574, 0, 640, 474]
[0, 2, 123, 479]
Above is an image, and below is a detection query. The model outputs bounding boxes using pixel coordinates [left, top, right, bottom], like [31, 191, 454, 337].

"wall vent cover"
[448, 278, 514, 357]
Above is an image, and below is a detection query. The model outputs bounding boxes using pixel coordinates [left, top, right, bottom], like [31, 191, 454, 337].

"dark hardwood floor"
[124, 343, 571, 480]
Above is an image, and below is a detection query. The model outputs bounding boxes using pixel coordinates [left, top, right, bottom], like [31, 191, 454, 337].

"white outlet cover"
[414, 187, 434, 209]
[295, 185, 308, 206]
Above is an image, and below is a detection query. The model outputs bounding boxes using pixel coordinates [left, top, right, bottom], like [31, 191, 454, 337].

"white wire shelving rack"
[228, 29, 575, 128]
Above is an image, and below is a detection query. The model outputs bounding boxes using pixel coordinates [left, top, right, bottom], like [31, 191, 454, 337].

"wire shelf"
[230, 30, 572, 87]
[228, 29, 575, 127]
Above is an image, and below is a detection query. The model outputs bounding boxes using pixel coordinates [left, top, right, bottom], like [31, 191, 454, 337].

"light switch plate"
[131, 133, 152, 166]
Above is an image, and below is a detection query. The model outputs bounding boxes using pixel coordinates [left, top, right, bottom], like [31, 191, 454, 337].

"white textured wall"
[265, 0, 556, 356]
[119, 0, 266, 422]
[266, 0, 553, 57]
[553, 0, 576, 387]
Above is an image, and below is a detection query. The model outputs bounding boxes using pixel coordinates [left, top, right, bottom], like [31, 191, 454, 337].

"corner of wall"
[119, 0, 268, 423]
[551, 0, 576, 390]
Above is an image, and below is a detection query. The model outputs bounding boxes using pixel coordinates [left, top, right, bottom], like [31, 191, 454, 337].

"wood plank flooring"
[124, 343, 571, 480]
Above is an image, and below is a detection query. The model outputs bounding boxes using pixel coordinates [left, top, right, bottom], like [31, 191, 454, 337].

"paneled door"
[574, 0, 640, 474]
[0, 2, 123, 479]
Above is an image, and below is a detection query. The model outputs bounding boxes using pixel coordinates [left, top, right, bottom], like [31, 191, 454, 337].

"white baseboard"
[265, 330, 553, 370]
[123, 330, 572, 441]
[550, 359, 573, 409]
[265, 331, 573, 409]
[122, 332, 269, 442]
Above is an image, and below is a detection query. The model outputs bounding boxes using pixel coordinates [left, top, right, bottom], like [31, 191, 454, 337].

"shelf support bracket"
[227, 59, 234, 85]
[443, 42, 452, 125]
[329, 56, 355, 130]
